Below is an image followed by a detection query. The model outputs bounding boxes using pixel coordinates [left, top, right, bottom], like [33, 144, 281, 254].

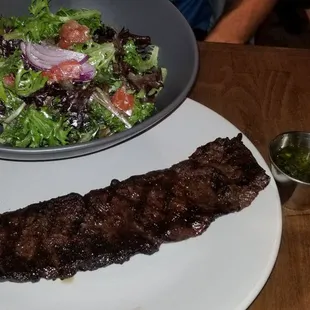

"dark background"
[256, 0, 310, 48]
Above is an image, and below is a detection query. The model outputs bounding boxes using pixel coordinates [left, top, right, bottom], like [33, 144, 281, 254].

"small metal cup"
[269, 131, 310, 211]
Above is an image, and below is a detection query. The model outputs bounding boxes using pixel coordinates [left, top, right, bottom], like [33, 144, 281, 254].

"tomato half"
[59, 20, 90, 49]
[43, 60, 82, 83]
[112, 87, 135, 112]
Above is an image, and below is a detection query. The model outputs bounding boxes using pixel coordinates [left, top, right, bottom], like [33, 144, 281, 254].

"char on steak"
[0, 134, 270, 283]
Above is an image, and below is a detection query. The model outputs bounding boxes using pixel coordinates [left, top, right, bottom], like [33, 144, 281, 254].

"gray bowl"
[0, 0, 199, 161]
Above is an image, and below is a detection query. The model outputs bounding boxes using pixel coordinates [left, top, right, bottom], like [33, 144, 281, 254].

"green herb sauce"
[274, 145, 310, 183]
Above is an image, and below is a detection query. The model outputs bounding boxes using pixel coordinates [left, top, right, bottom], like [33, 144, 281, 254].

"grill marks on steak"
[0, 134, 270, 283]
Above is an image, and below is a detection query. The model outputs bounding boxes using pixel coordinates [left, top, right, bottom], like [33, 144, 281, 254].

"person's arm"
[205, 0, 278, 44]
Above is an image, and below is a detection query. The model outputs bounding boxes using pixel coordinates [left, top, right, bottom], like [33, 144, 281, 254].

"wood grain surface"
[190, 42, 310, 310]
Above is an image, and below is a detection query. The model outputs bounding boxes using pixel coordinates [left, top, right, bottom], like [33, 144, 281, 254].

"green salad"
[0, 0, 167, 148]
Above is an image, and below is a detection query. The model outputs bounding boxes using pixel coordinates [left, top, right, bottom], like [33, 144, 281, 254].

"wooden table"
[190, 42, 310, 310]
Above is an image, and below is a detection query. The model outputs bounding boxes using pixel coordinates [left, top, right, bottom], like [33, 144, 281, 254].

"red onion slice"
[21, 42, 89, 70]
[79, 62, 96, 81]
[33, 44, 87, 62]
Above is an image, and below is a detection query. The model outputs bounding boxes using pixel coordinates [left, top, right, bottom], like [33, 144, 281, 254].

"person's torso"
[171, 0, 227, 32]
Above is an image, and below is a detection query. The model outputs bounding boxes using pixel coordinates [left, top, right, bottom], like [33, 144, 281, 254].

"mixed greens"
[0, 0, 166, 148]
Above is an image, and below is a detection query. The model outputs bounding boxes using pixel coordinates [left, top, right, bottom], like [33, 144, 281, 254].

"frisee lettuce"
[0, 50, 21, 79]
[0, 106, 71, 147]
[73, 42, 116, 71]
[0, 52, 47, 108]
[15, 64, 48, 97]
[2, 0, 101, 41]
[56, 8, 101, 31]
[123, 40, 159, 72]
[90, 98, 155, 133]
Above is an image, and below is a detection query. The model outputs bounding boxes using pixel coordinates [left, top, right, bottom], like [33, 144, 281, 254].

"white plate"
[0, 98, 282, 310]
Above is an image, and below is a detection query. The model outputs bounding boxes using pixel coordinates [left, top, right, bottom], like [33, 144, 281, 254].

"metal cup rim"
[269, 131, 310, 186]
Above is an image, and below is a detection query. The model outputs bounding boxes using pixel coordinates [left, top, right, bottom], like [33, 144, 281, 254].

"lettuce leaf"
[123, 40, 159, 72]
[3, 0, 60, 42]
[0, 50, 21, 79]
[0, 106, 71, 147]
[15, 64, 48, 97]
[73, 42, 116, 71]
[56, 8, 101, 32]
[90, 98, 155, 133]
[3, 0, 102, 41]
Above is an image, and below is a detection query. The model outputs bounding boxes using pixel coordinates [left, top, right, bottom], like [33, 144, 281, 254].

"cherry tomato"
[112, 87, 135, 112]
[43, 60, 82, 83]
[3, 74, 15, 87]
[59, 20, 90, 49]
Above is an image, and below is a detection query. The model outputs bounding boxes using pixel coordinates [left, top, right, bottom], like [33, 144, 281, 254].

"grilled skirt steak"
[0, 134, 270, 283]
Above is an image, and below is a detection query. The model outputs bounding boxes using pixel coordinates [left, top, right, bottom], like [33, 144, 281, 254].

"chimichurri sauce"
[274, 145, 310, 183]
